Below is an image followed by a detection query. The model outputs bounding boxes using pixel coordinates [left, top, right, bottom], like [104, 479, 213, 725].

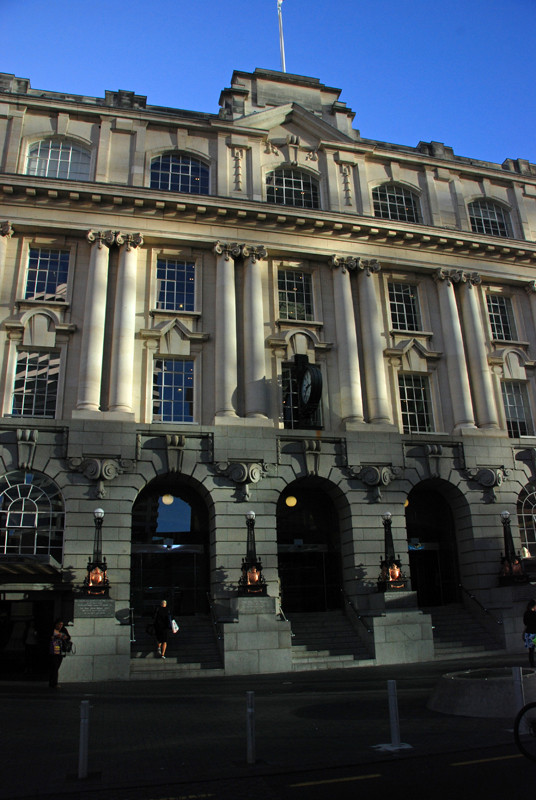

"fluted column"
[0, 222, 14, 271]
[329, 256, 364, 423]
[434, 268, 476, 430]
[357, 259, 391, 424]
[109, 232, 143, 413]
[214, 241, 241, 418]
[76, 231, 114, 412]
[243, 244, 268, 418]
[458, 271, 499, 429]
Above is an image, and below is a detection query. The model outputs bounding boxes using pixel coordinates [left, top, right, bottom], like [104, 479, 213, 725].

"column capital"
[1, 221, 14, 238]
[116, 232, 143, 251]
[329, 255, 359, 273]
[213, 241, 241, 260]
[242, 244, 267, 263]
[87, 229, 115, 249]
[525, 280, 536, 296]
[434, 267, 458, 286]
[357, 258, 381, 276]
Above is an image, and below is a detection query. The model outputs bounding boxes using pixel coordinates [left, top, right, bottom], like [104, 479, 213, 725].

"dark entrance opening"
[277, 482, 342, 613]
[131, 478, 210, 620]
[405, 481, 460, 606]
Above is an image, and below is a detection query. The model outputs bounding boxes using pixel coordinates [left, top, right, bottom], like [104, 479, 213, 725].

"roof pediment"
[237, 102, 355, 146]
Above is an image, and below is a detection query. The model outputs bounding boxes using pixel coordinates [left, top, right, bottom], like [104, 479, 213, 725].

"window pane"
[156, 259, 196, 311]
[153, 359, 194, 422]
[266, 169, 320, 209]
[502, 381, 533, 437]
[0, 470, 64, 561]
[398, 374, 433, 433]
[26, 140, 91, 181]
[487, 295, 516, 340]
[469, 200, 511, 237]
[388, 282, 421, 331]
[278, 270, 314, 320]
[150, 154, 209, 194]
[372, 184, 420, 223]
[25, 248, 70, 301]
[11, 352, 60, 418]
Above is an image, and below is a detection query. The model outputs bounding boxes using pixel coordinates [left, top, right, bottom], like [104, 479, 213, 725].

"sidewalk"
[1, 652, 529, 800]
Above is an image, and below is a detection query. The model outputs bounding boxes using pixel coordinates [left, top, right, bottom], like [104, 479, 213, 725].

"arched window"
[372, 183, 421, 223]
[517, 484, 536, 553]
[468, 199, 512, 237]
[0, 471, 64, 563]
[150, 154, 209, 194]
[266, 168, 320, 209]
[26, 139, 91, 181]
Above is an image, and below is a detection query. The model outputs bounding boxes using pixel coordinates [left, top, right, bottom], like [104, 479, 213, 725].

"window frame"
[10, 349, 61, 419]
[155, 257, 197, 313]
[266, 167, 321, 209]
[277, 267, 315, 323]
[281, 360, 323, 430]
[501, 380, 534, 438]
[152, 357, 196, 424]
[25, 137, 92, 182]
[398, 373, 434, 434]
[468, 198, 512, 238]
[24, 246, 71, 303]
[486, 292, 518, 342]
[372, 182, 422, 223]
[388, 281, 423, 332]
[149, 152, 210, 195]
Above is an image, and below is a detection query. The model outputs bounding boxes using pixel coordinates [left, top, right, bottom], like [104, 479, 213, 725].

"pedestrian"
[48, 619, 71, 688]
[523, 599, 536, 668]
[153, 600, 172, 659]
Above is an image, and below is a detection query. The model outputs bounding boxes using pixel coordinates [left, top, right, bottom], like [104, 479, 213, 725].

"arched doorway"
[277, 479, 342, 613]
[131, 476, 210, 620]
[405, 480, 461, 606]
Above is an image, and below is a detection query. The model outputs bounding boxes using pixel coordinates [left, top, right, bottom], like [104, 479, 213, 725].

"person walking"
[153, 600, 172, 659]
[523, 599, 536, 667]
[48, 619, 70, 688]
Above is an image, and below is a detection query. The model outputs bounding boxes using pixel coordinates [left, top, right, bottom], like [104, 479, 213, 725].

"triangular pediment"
[238, 102, 355, 146]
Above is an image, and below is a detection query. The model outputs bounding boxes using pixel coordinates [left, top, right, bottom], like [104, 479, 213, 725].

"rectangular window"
[282, 363, 322, 429]
[278, 270, 314, 321]
[487, 295, 516, 341]
[153, 359, 194, 422]
[501, 381, 533, 437]
[156, 258, 196, 312]
[398, 374, 433, 434]
[25, 248, 70, 302]
[11, 352, 60, 417]
[388, 282, 421, 331]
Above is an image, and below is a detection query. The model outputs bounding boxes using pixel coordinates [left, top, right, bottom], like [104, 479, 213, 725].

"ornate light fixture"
[238, 510, 267, 596]
[84, 508, 110, 596]
[378, 511, 407, 591]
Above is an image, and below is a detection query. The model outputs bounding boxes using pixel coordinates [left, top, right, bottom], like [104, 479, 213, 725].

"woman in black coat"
[153, 600, 171, 659]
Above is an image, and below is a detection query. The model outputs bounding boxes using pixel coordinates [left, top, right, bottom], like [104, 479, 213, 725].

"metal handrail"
[341, 590, 373, 635]
[459, 583, 503, 625]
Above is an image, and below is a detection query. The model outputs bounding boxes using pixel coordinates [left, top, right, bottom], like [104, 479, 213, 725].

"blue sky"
[3, 0, 535, 165]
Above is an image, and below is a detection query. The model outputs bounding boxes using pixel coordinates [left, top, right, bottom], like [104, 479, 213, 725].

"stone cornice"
[2, 174, 536, 265]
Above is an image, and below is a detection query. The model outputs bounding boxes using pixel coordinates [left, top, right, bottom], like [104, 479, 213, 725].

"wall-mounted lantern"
[84, 508, 110, 596]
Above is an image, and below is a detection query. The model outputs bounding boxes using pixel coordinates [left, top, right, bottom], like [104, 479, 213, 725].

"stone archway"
[405, 479, 465, 606]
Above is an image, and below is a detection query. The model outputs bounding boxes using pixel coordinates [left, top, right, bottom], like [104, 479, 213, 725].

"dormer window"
[150, 154, 209, 194]
[266, 168, 320, 209]
[372, 183, 421, 223]
[26, 139, 91, 181]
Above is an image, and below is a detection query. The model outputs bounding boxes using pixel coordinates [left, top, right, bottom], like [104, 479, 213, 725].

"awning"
[0, 554, 62, 577]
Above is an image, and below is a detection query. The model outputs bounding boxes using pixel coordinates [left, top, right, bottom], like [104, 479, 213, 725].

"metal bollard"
[246, 691, 256, 765]
[78, 700, 90, 779]
[387, 679, 401, 748]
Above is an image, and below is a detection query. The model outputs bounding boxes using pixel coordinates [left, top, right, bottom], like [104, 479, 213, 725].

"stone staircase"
[424, 603, 505, 660]
[130, 614, 224, 679]
[287, 609, 375, 671]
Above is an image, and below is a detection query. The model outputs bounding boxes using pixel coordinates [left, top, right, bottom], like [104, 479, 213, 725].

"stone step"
[287, 610, 373, 671]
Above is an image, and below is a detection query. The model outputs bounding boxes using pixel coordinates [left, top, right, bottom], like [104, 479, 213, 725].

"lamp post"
[238, 510, 266, 595]
[84, 507, 110, 596]
[499, 509, 526, 585]
[378, 511, 406, 591]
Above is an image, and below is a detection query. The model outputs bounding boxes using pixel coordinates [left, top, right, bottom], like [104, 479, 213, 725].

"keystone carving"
[17, 429, 38, 471]
[303, 439, 321, 477]
[165, 434, 186, 473]
[215, 460, 270, 501]
[68, 457, 135, 499]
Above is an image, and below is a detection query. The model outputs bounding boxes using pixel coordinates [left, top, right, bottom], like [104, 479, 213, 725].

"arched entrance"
[131, 476, 210, 620]
[277, 479, 342, 613]
[405, 480, 461, 606]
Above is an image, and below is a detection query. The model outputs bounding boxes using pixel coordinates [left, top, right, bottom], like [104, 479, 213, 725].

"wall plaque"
[74, 598, 115, 618]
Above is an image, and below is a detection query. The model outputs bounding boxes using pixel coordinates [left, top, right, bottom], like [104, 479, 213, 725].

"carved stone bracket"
[465, 466, 510, 503]
[165, 434, 186, 473]
[303, 439, 321, 477]
[1, 221, 14, 238]
[215, 460, 270, 501]
[17, 429, 38, 471]
[348, 463, 402, 502]
[68, 457, 135, 499]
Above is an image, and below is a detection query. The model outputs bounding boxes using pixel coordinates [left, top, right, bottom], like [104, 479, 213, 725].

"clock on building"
[299, 364, 322, 415]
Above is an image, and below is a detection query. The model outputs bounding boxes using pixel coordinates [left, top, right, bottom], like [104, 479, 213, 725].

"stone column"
[0, 222, 14, 271]
[356, 259, 391, 424]
[214, 241, 241, 419]
[109, 232, 143, 414]
[434, 268, 476, 431]
[525, 281, 536, 350]
[75, 231, 114, 412]
[458, 271, 499, 429]
[329, 256, 364, 423]
[243, 244, 268, 418]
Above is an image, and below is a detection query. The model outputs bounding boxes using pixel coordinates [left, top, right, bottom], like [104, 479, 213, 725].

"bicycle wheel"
[514, 701, 536, 761]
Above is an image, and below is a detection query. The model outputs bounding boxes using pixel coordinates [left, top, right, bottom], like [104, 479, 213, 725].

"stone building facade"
[1, 67, 536, 680]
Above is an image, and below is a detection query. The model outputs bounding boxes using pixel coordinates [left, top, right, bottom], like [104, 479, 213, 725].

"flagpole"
[277, 0, 286, 73]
